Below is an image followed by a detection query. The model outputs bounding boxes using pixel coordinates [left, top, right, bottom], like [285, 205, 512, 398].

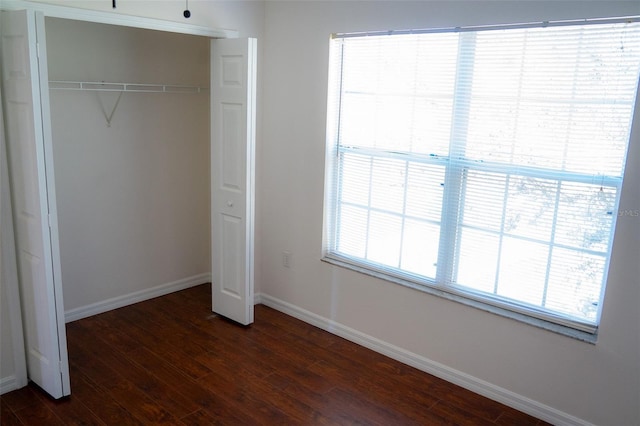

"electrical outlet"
[282, 251, 291, 268]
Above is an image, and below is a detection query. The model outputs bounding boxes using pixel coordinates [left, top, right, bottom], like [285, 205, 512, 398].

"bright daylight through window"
[324, 19, 640, 334]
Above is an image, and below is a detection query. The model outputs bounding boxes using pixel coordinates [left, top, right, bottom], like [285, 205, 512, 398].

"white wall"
[260, 2, 640, 425]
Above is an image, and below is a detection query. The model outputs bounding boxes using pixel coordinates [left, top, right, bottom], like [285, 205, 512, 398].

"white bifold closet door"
[210, 38, 257, 326]
[0, 9, 70, 399]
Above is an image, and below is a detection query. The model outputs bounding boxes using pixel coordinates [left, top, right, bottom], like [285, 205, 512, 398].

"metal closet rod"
[49, 80, 209, 93]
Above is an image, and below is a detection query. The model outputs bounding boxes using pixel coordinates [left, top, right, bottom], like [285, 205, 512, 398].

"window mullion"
[437, 32, 476, 286]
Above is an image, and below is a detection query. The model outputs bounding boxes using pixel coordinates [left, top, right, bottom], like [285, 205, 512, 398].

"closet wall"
[45, 17, 211, 315]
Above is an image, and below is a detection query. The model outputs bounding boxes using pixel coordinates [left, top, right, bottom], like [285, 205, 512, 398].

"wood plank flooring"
[1, 284, 550, 425]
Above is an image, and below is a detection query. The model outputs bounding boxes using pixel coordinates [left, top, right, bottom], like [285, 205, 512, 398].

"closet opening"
[2, 5, 256, 399]
[45, 17, 213, 321]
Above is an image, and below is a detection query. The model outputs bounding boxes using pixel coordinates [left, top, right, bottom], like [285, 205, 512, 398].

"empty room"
[2, 1, 639, 425]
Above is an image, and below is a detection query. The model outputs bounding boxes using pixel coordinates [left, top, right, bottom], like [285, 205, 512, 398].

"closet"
[1, 4, 256, 400]
[46, 18, 212, 318]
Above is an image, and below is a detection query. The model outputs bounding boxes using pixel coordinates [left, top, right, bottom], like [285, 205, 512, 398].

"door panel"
[221, 214, 242, 296]
[210, 38, 256, 325]
[1, 9, 70, 398]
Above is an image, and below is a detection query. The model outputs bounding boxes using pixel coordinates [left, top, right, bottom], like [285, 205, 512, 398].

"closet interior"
[44, 17, 212, 316]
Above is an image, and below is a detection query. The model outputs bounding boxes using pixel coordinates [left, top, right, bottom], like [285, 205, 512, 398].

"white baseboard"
[259, 293, 593, 426]
[0, 375, 22, 395]
[65, 273, 212, 323]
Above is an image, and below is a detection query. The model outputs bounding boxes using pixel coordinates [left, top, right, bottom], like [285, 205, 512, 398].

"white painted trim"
[0, 375, 23, 395]
[259, 293, 595, 426]
[65, 273, 211, 323]
[0, 0, 238, 38]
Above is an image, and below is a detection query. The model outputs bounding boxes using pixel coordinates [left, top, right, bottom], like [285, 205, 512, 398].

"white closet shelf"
[49, 81, 209, 93]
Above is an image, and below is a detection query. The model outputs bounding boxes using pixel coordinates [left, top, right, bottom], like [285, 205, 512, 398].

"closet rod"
[49, 81, 208, 93]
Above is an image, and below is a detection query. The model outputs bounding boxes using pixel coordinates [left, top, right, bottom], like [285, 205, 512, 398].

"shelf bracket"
[97, 90, 124, 128]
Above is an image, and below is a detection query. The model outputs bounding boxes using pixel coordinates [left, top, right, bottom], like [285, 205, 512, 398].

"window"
[324, 19, 640, 335]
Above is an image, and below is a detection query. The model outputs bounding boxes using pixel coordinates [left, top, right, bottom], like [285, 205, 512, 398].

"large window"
[324, 19, 640, 335]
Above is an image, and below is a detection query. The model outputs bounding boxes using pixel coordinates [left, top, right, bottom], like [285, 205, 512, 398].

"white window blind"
[324, 19, 640, 333]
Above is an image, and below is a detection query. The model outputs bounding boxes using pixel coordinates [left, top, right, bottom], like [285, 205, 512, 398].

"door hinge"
[36, 42, 41, 58]
[48, 214, 53, 228]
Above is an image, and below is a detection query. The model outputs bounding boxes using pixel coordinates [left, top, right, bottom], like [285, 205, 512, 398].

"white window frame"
[322, 17, 640, 342]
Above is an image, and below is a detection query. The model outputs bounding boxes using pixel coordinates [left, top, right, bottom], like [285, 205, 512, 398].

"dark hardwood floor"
[1, 284, 549, 425]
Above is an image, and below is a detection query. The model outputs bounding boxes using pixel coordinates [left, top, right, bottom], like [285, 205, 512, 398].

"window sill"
[321, 255, 598, 344]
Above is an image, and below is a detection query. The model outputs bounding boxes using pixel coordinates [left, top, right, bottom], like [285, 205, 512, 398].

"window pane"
[504, 176, 557, 241]
[339, 93, 378, 149]
[518, 28, 587, 101]
[341, 93, 454, 154]
[555, 182, 616, 252]
[339, 152, 371, 206]
[410, 97, 453, 156]
[470, 29, 526, 98]
[564, 104, 634, 175]
[405, 163, 445, 222]
[497, 238, 549, 305]
[400, 219, 440, 279]
[370, 158, 405, 214]
[546, 248, 605, 322]
[511, 102, 571, 169]
[339, 33, 457, 155]
[336, 205, 368, 257]
[460, 170, 507, 231]
[456, 228, 500, 293]
[464, 23, 640, 175]
[367, 211, 402, 267]
[342, 33, 459, 97]
[466, 99, 519, 165]
[341, 94, 413, 151]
